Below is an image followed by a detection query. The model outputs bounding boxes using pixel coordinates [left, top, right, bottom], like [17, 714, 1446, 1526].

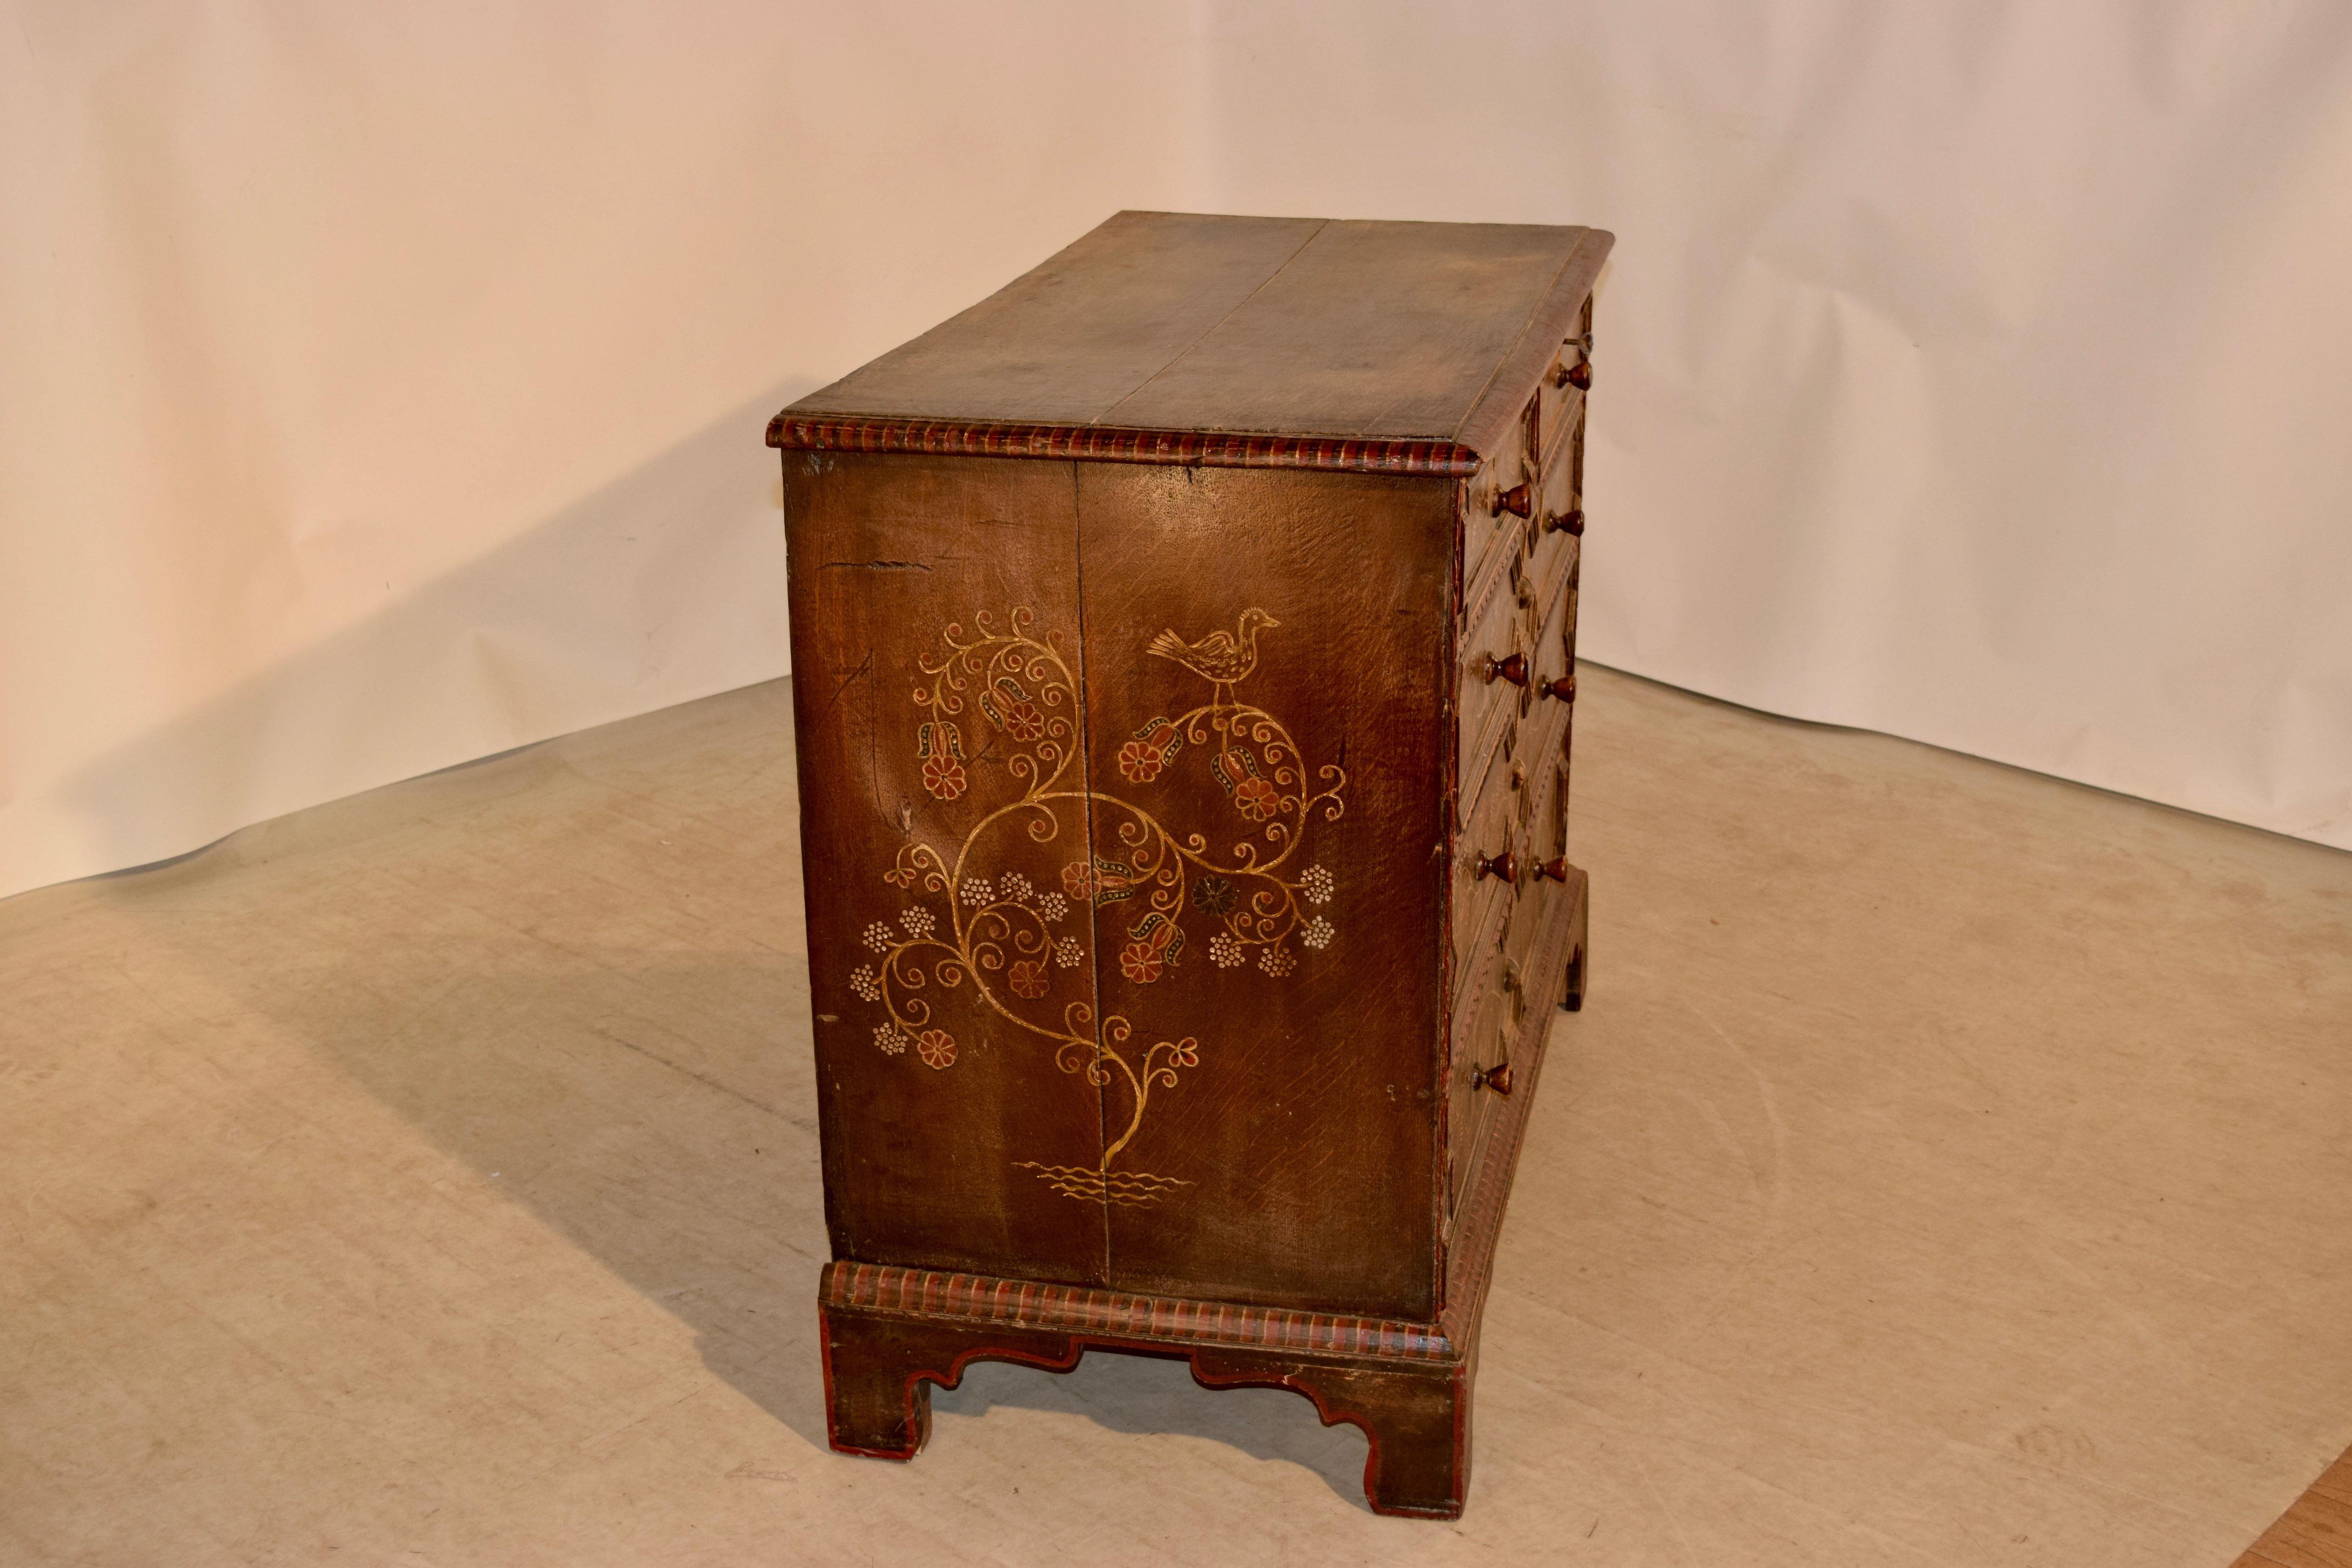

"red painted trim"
[767, 413, 1484, 476]
[823, 1260, 1457, 1362]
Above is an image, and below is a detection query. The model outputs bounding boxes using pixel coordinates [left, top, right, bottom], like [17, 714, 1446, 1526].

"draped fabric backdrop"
[4, 2, 2348, 900]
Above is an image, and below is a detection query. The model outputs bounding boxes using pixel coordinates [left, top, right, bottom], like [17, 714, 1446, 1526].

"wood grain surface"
[782, 211, 1613, 454]
[2235, 1450, 2352, 1568]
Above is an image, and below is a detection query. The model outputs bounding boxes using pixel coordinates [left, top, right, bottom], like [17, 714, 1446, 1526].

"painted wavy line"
[1015, 1163, 1196, 1206]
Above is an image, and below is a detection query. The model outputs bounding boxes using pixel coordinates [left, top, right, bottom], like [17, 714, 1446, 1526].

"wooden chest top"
[771, 210, 1612, 472]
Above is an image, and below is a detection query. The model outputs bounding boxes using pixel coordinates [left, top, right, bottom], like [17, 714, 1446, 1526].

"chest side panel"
[1068, 465, 1454, 1319]
[783, 452, 1110, 1286]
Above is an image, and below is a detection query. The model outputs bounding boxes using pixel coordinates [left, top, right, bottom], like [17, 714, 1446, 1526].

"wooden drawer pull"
[1476, 849, 1518, 886]
[1532, 857, 1572, 883]
[1538, 675, 1575, 703]
[1553, 359, 1592, 391]
[1491, 483, 1532, 519]
[1481, 652, 1528, 687]
[1544, 508, 1584, 537]
[1473, 1061, 1514, 1096]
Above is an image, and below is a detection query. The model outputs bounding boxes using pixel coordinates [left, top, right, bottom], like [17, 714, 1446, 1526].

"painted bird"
[1147, 608, 1279, 688]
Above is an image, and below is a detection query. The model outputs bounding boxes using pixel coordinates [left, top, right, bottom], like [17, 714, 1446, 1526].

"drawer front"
[1456, 537, 1539, 791]
[1536, 299, 1593, 475]
[1449, 537, 1577, 977]
[1462, 390, 1542, 592]
[1445, 971, 1513, 1210]
[1450, 725, 1530, 973]
[1457, 426, 1580, 784]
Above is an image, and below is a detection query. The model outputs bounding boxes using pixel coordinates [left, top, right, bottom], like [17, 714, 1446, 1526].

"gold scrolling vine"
[843, 606, 1345, 1206]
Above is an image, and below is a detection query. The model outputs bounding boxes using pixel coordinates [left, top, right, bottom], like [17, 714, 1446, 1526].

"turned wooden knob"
[1474, 1061, 1514, 1096]
[1482, 652, 1528, 687]
[1539, 674, 1575, 702]
[1553, 359, 1592, 391]
[1544, 508, 1584, 536]
[1476, 849, 1517, 886]
[1533, 857, 1571, 883]
[1491, 483, 1532, 519]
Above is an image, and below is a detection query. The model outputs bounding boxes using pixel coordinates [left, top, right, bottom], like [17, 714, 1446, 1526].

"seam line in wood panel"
[1095, 220, 1332, 428]
[1068, 459, 1115, 1285]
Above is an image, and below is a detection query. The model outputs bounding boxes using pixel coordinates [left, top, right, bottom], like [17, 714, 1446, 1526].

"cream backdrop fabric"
[4, 2, 2348, 901]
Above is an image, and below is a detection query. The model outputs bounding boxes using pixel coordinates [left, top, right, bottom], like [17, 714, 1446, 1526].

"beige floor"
[3, 666, 2348, 1566]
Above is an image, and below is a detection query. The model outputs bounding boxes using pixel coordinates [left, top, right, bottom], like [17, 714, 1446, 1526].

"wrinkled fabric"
[3, 2, 2346, 899]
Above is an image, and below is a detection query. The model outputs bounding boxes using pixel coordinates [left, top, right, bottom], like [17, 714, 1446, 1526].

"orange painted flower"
[1116, 737, 1164, 782]
[1008, 958, 1048, 999]
[1002, 701, 1044, 742]
[1233, 775, 1279, 821]
[922, 753, 966, 800]
[1118, 941, 1163, 984]
[1062, 859, 1099, 901]
[916, 1029, 956, 1069]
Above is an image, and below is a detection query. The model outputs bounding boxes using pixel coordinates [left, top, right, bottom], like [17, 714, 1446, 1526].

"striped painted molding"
[822, 1259, 1461, 1364]
[766, 414, 1485, 477]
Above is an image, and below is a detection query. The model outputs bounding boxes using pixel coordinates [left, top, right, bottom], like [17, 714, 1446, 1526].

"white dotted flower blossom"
[1299, 864, 1335, 906]
[1300, 916, 1334, 951]
[1258, 944, 1296, 977]
[899, 906, 936, 938]
[861, 921, 895, 954]
[1053, 936, 1085, 969]
[1000, 872, 1034, 903]
[960, 877, 994, 907]
[873, 1022, 909, 1055]
[1208, 932, 1244, 969]
[849, 965, 882, 1002]
[1037, 892, 1069, 922]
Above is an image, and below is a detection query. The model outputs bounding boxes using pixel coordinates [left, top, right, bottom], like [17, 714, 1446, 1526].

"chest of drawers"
[771, 211, 1608, 1517]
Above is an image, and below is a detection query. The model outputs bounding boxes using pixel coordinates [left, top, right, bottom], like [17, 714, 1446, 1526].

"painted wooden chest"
[769, 210, 1608, 1517]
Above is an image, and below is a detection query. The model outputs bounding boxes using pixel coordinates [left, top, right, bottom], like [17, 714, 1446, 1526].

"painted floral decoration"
[1116, 720, 1183, 784]
[1233, 775, 1281, 822]
[1192, 875, 1236, 917]
[921, 754, 965, 800]
[849, 604, 1347, 1209]
[1001, 701, 1044, 742]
